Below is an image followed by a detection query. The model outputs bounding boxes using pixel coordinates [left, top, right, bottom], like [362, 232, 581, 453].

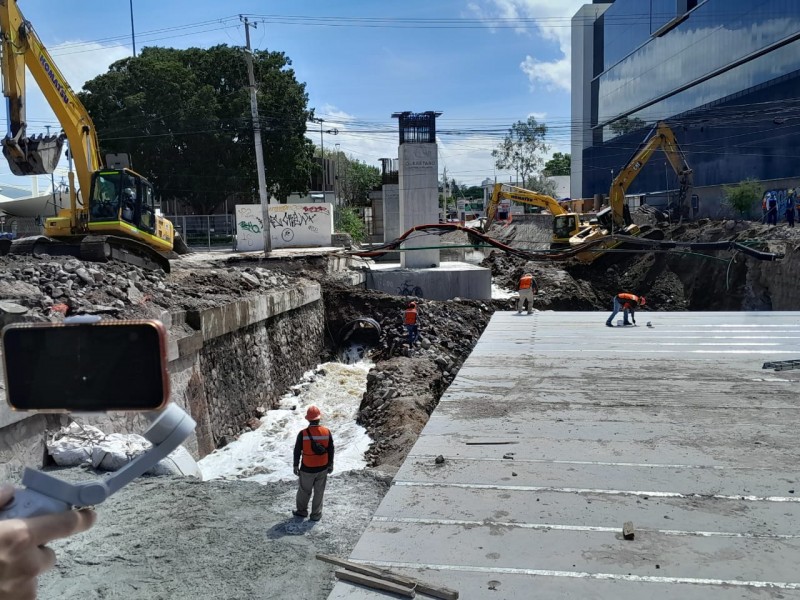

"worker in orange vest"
[292, 405, 334, 521]
[404, 301, 419, 346]
[606, 292, 645, 327]
[516, 272, 538, 314]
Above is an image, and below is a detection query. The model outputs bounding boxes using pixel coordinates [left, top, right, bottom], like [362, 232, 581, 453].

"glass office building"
[572, 0, 800, 204]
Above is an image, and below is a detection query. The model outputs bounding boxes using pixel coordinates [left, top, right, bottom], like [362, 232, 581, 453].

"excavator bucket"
[2, 132, 65, 175]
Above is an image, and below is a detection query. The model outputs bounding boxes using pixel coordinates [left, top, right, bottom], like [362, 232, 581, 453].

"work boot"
[623, 321, 633, 326]
[292, 509, 307, 518]
[605, 322, 614, 327]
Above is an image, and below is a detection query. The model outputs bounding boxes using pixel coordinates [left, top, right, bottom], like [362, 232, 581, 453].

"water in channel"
[197, 355, 373, 483]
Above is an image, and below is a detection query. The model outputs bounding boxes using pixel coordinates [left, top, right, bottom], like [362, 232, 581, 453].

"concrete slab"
[329, 311, 800, 599]
[365, 261, 492, 301]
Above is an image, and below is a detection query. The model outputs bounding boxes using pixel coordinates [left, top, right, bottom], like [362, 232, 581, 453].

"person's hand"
[293, 467, 300, 476]
[0, 484, 96, 600]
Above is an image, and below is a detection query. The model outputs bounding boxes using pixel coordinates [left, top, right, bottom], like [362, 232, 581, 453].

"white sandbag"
[48, 423, 105, 467]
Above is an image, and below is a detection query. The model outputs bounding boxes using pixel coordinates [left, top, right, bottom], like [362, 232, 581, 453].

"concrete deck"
[329, 311, 800, 599]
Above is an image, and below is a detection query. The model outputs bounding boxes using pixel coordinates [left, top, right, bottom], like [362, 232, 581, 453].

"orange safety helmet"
[305, 405, 321, 421]
[639, 296, 646, 306]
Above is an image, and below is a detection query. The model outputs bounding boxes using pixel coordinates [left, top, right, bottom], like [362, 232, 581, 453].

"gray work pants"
[517, 288, 534, 313]
[296, 469, 328, 518]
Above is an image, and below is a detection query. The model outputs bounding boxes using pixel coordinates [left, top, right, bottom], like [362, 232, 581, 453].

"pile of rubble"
[0, 254, 295, 323]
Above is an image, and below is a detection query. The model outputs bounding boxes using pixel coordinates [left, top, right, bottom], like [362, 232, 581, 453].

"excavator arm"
[0, 0, 100, 205]
[608, 121, 693, 227]
[485, 183, 566, 229]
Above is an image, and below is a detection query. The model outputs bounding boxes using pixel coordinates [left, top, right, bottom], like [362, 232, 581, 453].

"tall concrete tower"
[392, 111, 441, 268]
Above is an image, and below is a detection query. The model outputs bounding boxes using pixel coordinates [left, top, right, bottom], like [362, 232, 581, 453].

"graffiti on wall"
[762, 188, 798, 221]
[235, 203, 333, 251]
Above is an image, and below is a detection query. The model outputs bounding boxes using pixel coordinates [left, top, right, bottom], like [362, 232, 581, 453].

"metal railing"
[165, 214, 235, 251]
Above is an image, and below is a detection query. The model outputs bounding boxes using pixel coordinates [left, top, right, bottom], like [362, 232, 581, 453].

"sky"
[0, 0, 587, 197]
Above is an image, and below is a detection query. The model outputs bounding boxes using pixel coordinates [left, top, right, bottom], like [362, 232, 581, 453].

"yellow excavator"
[0, 0, 174, 271]
[570, 121, 692, 263]
[482, 183, 588, 249]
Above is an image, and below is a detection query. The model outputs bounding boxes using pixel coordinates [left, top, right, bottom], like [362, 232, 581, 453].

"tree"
[492, 116, 549, 186]
[338, 158, 380, 207]
[543, 152, 571, 176]
[334, 206, 366, 242]
[525, 173, 559, 198]
[723, 178, 763, 219]
[79, 45, 315, 213]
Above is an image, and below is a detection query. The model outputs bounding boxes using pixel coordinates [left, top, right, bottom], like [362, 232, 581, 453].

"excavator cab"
[2, 126, 65, 175]
[88, 169, 158, 235]
[552, 214, 581, 249]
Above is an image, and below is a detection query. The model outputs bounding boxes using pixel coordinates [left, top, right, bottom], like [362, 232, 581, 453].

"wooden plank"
[318, 554, 459, 599]
[334, 568, 416, 598]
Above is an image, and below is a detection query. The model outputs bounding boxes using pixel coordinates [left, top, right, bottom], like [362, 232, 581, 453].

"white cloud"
[470, 0, 586, 92]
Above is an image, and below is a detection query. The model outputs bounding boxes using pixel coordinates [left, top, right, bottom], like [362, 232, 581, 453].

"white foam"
[198, 360, 373, 483]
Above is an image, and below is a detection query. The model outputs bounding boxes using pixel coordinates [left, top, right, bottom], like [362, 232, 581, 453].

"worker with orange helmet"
[292, 405, 334, 521]
[404, 301, 419, 347]
[516, 272, 538, 315]
[605, 292, 646, 327]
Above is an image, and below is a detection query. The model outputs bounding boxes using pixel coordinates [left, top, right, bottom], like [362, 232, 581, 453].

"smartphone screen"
[2, 321, 169, 411]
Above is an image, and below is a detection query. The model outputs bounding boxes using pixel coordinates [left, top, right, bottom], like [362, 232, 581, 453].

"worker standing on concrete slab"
[516, 272, 538, 314]
[404, 301, 419, 347]
[606, 293, 645, 327]
[292, 405, 334, 521]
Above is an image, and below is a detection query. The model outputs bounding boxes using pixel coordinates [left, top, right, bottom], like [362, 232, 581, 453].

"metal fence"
[165, 214, 235, 251]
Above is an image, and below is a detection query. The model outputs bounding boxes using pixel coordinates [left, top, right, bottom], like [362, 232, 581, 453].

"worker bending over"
[606, 292, 645, 327]
[516, 272, 538, 314]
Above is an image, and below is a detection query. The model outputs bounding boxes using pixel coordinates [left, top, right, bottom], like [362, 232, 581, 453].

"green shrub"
[723, 178, 763, 219]
[334, 207, 366, 243]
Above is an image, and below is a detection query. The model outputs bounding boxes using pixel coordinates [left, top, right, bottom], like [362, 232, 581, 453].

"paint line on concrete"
[392, 481, 800, 502]
[353, 560, 800, 590]
[371, 516, 800, 539]
[407, 455, 774, 471]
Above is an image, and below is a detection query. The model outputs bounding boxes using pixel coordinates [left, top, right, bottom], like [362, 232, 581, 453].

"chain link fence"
[165, 215, 236, 251]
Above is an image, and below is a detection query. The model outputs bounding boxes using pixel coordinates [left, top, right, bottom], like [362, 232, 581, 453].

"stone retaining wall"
[0, 281, 324, 479]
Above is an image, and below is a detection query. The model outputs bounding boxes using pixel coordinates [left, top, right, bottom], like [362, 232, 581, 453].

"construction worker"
[606, 292, 646, 327]
[516, 272, 538, 314]
[292, 405, 334, 521]
[404, 301, 419, 347]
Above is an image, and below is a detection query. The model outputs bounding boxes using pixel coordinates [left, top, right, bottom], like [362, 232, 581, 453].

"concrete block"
[366, 262, 491, 301]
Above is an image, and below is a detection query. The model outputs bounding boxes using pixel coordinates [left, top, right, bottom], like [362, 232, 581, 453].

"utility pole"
[309, 118, 338, 200]
[334, 143, 340, 205]
[241, 15, 271, 254]
[45, 125, 57, 215]
[129, 0, 136, 57]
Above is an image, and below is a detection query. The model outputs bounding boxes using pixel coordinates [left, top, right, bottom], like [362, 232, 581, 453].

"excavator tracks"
[5, 235, 171, 272]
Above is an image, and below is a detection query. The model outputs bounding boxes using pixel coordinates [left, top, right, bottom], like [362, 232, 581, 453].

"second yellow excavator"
[0, 0, 174, 271]
[482, 183, 588, 249]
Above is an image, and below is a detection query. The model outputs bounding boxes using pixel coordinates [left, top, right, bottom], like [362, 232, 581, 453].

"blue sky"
[1, 0, 585, 196]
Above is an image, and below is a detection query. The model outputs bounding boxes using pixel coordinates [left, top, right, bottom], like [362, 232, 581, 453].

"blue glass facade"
[581, 0, 800, 198]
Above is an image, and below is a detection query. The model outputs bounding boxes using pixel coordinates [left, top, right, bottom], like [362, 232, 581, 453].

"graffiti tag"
[269, 212, 317, 228]
[239, 219, 262, 234]
[303, 205, 329, 213]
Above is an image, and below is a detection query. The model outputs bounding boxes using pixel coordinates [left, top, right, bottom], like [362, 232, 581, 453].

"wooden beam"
[317, 554, 459, 599]
[334, 569, 415, 598]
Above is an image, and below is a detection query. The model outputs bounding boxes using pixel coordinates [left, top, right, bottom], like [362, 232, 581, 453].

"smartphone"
[2, 319, 169, 412]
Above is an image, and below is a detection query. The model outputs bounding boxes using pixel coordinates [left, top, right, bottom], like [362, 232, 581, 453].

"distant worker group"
[606, 292, 645, 327]
[516, 272, 538, 314]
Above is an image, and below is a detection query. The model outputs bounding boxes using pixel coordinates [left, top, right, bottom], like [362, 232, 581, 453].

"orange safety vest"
[519, 275, 533, 290]
[617, 292, 639, 308]
[302, 425, 331, 468]
[404, 308, 417, 325]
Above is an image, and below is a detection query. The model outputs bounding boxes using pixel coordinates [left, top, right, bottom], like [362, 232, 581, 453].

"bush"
[723, 178, 763, 219]
[334, 207, 366, 243]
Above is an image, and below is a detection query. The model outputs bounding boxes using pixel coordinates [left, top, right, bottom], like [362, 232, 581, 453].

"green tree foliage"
[543, 152, 571, 176]
[492, 116, 549, 185]
[723, 178, 763, 219]
[79, 45, 315, 213]
[334, 206, 366, 242]
[525, 173, 559, 198]
[462, 185, 484, 200]
[336, 155, 380, 207]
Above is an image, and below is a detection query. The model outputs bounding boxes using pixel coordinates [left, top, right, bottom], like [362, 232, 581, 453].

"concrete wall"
[366, 263, 492, 301]
[382, 184, 400, 243]
[235, 204, 333, 250]
[399, 144, 440, 268]
[0, 282, 324, 479]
